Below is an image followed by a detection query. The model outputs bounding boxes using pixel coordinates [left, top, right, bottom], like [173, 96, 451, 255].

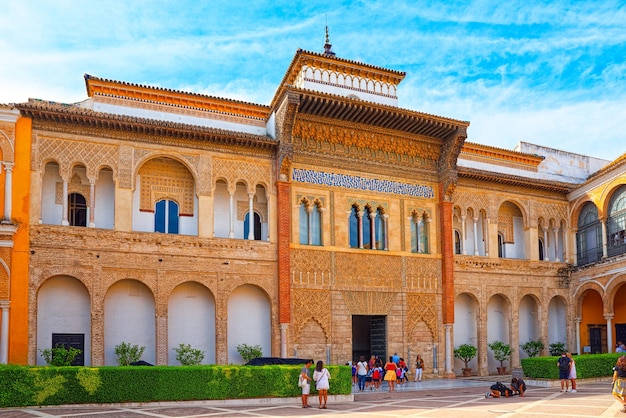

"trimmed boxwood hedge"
[0, 364, 351, 408]
[521, 353, 621, 379]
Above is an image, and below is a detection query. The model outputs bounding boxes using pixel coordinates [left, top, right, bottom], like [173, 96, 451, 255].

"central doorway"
[352, 315, 386, 362]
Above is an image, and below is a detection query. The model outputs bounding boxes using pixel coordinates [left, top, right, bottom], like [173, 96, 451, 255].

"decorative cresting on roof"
[14, 100, 278, 151]
[438, 126, 468, 200]
[84, 74, 270, 120]
[271, 48, 407, 110]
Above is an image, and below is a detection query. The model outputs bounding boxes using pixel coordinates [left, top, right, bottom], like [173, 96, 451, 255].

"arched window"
[498, 234, 504, 258]
[374, 208, 385, 250]
[244, 212, 262, 240]
[608, 186, 626, 257]
[411, 211, 429, 254]
[155, 199, 179, 234]
[454, 230, 462, 255]
[576, 202, 601, 265]
[349, 205, 360, 248]
[362, 207, 372, 249]
[299, 199, 322, 245]
[68, 193, 87, 227]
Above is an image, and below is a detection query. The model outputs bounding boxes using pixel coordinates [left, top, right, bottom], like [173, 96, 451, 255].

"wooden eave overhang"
[14, 101, 278, 150]
[291, 87, 469, 140]
[458, 166, 576, 194]
[84, 74, 270, 120]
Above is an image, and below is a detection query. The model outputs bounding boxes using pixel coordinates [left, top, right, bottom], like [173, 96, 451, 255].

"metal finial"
[323, 24, 335, 56]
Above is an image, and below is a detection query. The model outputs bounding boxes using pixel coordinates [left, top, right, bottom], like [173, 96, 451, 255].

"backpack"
[372, 368, 380, 379]
[490, 382, 511, 396]
[396, 367, 403, 378]
[558, 356, 570, 372]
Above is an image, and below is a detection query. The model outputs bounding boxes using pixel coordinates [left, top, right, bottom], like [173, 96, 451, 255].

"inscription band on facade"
[292, 168, 434, 199]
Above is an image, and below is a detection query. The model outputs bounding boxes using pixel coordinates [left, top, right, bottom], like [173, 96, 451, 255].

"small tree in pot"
[454, 343, 477, 377]
[488, 340, 512, 374]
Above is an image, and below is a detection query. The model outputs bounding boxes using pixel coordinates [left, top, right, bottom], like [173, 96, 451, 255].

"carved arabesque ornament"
[341, 290, 396, 315]
[407, 293, 438, 341]
[292, 289, 331, 341]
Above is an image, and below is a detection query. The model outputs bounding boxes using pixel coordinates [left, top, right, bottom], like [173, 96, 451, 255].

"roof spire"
[323, 20, 335, 56]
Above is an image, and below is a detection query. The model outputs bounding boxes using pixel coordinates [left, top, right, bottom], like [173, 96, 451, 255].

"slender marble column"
[61, 179, 69, 226]
[228, 192, 235, 238]
[0, 301, 9, 364]
[2, 163, 13, 221]
[88, 179, 96, 227]
[472, 217, 479, 255]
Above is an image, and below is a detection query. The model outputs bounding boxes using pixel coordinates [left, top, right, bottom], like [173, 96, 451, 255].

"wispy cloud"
[1, 0, 625, 160]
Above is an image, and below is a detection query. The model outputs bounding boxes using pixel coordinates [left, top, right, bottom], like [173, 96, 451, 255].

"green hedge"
[521, 353, 621, 379]
[0, 364, 351, 408]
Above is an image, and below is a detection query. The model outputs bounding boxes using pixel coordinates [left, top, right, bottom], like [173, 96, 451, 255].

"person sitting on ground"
[486, 381, 514, 398]
[511, 377, 527, 397]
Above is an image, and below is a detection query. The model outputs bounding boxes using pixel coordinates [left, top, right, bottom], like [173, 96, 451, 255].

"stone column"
[605, 314, 614, 354]
[574, 318, 581, 355]
[370, 211, 377, 250]
[2, 163, 13, 221]
[357, 210, 364, 249]
[0, 301, 9, 364]
[553, 228, 560, 262]
[477, 310, 488, 375]
[461, 215, 467, 255]
[88, 179, 96, 227]
[444, 324, 453, 376]
[415, 218, 421, 253]
[483, 217, 490, 256]
[472, 217, 479, 255]
[61, 178, 69, 226]
[510, 310, 520, 369]
[228, 191, 235, 238]
[280, 324, 288, 358]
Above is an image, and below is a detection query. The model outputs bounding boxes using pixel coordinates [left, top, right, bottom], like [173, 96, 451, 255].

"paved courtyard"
[1, 378, 623, 417]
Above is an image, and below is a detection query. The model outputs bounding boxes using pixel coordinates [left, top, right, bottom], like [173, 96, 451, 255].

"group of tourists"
[301, 352, 626, 411]
[352, 353, 425, 392]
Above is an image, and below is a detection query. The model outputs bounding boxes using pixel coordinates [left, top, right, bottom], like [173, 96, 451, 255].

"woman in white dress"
[313, 360, 331, 409]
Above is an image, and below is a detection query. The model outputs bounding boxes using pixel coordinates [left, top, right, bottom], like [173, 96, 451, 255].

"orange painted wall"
[613, 284, 626, 343]
[580, 290, 604, 352]
[9, 116, 31, 364]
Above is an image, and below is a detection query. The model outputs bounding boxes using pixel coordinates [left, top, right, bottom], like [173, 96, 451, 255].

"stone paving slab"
[0, 380, 623, 417]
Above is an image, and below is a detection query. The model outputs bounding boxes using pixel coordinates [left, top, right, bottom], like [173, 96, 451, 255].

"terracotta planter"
[462, 368, 472, 377]
[497, 366, 507, 375]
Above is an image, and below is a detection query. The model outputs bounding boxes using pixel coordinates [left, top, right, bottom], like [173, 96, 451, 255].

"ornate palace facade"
[1, 39, 625, 376]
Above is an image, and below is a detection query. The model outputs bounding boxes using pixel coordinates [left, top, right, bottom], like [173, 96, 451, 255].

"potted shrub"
[520, 339, 544, 358]
[549, 342, 567, 356]
[488, 340, 512, 374]
[454, 343, 477, 377]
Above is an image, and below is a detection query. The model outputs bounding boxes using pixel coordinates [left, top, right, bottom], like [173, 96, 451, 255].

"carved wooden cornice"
[438, 127, 468, 200]
[15, 101, 278, 157]
[293, 113, 441, 159]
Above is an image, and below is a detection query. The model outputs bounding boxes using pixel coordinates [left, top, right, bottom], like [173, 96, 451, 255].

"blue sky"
[1, 0, 625, 161]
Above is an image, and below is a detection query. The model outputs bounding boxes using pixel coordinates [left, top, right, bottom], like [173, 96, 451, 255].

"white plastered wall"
[227, 285, 271, 364]
[454, 293, 478, 372]
[36, 276, 91, 365]
[104, 279, 156, 365]
[168, 282, 216, 365]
